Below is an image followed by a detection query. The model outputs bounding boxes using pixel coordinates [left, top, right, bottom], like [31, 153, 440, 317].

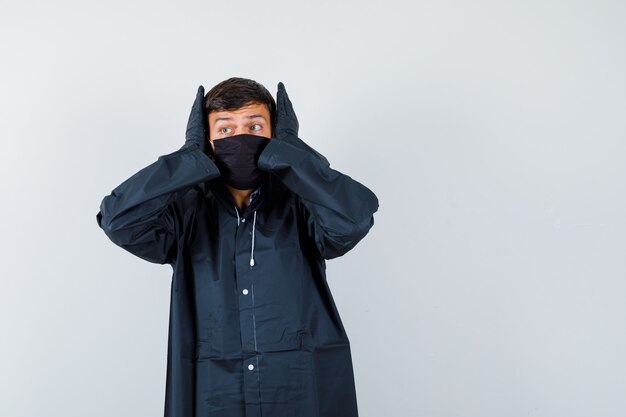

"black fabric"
[212, 133, 271, 190]
[181, 85, 210, 153]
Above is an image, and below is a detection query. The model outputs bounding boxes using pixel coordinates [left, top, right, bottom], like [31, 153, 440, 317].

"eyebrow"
[214, 114, 267, 123]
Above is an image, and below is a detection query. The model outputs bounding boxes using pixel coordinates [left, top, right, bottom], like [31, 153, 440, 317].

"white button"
[242, 218, 246, 222]
[242, 289, 249, 295]
[248, 364, 254, 370]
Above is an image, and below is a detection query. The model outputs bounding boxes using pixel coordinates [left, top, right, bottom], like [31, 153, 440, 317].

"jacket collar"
[207, 173, 285, 216]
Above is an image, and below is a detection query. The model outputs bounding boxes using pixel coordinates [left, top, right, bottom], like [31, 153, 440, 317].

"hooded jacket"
[96, 88, 379, 417]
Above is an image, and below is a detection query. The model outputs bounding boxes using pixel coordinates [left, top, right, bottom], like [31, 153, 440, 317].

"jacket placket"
[233, 194, 262, 415]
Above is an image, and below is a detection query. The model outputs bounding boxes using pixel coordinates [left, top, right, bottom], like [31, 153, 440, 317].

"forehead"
[209, 102, 270, 123]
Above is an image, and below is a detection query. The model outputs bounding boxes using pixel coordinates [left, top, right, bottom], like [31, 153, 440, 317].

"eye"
[250, 124, 262, 131]
[219, 127, 232, 134]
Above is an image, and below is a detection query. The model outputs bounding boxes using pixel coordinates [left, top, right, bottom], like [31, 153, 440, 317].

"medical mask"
[211, 134, 271, 190]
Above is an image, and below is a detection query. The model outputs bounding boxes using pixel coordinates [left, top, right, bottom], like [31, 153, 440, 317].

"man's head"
[204, 77, 276, 154]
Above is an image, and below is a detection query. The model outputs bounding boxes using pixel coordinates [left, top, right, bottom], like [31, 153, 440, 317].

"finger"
[191, 85, 205, 120]
[276, 82, 287, 134]
[186, 85, 206, 142]
[277, 81, 287, 119]
[276, 81, 298, 133]
[282, 84, 298, 123]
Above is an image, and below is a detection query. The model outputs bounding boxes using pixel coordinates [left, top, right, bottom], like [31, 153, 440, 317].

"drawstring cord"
[250, 210, 257, 267]
[234, 200, 257, 268]
[234, 204, 241, 226]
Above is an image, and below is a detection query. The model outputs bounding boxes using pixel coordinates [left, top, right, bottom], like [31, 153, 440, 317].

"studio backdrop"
[1, 1, 625, 416]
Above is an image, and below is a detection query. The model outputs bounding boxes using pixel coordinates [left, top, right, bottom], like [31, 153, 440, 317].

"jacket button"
[248, 364, 254, 371]
[242, 289, 249, 295]
[242, 218, 246, 223]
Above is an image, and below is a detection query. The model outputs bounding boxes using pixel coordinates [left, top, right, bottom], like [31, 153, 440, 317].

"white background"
[1, 0, 625, 416]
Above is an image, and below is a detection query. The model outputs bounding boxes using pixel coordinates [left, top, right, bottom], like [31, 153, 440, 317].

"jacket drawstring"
[234, 204, 257, 268]
[234, 204, 241, 226]
[250, 210, 257, 267]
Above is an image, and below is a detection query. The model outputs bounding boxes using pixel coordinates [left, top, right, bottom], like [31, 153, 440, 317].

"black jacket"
[96, 133, 379, 417]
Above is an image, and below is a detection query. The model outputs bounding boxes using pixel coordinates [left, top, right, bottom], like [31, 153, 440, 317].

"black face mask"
[211, 133, 271, 190]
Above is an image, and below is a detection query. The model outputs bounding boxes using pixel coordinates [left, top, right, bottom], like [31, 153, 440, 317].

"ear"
[204, 115, 214, 150]
[204, 129, 215, 155]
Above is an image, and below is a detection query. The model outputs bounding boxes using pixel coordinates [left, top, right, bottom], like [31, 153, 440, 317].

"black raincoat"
[96, 83, 379, 417]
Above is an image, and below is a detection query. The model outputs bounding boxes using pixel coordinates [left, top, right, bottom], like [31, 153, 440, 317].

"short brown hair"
[204, 77, 276, 139]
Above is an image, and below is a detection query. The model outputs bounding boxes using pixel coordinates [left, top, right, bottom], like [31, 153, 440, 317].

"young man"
[96, 78, 379, 417]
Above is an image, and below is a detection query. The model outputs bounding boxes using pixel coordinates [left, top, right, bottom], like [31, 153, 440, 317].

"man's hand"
[181, 85, 209, 153]
[274, 82, 330, 166]
[276, 81, 300, 140]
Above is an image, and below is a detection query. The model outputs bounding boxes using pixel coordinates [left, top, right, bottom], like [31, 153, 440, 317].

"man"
[96, 77, 379, 417]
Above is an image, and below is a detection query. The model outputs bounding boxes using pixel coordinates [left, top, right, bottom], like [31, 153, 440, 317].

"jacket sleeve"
[257, 138, 379, 260]
[96, 143, 221, 265]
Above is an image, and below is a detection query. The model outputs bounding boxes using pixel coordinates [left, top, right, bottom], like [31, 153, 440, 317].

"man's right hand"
[181, 85, 209, 154]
